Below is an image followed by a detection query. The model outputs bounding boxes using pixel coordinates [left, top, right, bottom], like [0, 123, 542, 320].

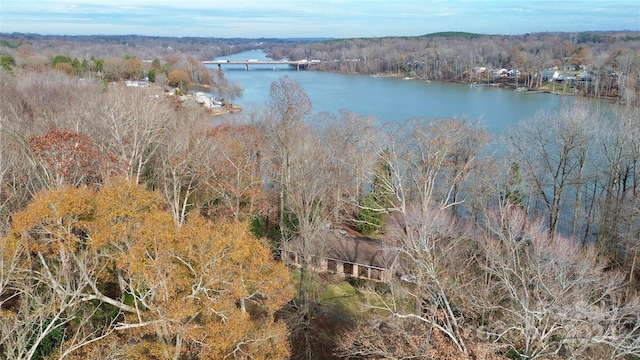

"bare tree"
[594, 105, 640, 280]
[280, 127, 337, 359]
[336, 316, 462, 359]
[440, 118, 491, 219]
[318, 110, 383, 224]
[93, 86, 173, 183]
[475, 203, 639, 359]
[264, 75, 312, 238]
[0, 69, 83, 135]
[198, 123, 270, 222]
[0, 120, 31, 232]
[156, 109, 205, 227]
[507, 101, 595, 238]
[336, 204, 473, 358]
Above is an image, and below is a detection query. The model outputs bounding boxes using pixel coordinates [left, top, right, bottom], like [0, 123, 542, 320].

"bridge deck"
[202, 60, 320, 66]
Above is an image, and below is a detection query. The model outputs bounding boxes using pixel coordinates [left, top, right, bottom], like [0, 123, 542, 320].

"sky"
[1, 0, 639, 38]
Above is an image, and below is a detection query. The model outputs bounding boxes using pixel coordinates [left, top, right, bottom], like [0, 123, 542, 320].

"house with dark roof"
[540, 69, 560, 82]
[576, 71, 595, 82]
[281, 226, 400, 282]
[556, 72, 576, 82]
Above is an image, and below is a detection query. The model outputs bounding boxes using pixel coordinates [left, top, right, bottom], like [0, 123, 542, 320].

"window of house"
[358, 265, 369, 278]
[327, 260, 337, 272]
[370, 269, 382, 280]
[343, 263, 353, 275]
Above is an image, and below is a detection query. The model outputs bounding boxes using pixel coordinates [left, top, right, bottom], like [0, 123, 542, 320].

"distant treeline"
[266, 31, 640, 104]
[1, 30, 639, 104]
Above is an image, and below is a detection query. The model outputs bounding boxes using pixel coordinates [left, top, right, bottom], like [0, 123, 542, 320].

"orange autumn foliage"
[27, 126, 122, 188]
[7, 178, 293, 359]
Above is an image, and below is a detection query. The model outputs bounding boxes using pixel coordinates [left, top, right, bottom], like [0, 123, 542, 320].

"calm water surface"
[208, 50, 563, 134]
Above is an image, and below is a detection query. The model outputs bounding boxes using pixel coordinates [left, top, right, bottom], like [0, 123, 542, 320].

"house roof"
[540, 69, 558, 77]
[556, 72, 576, 80]
[285, 226, 400, 270]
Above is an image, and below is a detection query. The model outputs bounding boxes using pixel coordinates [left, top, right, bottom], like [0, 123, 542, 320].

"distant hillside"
[420, 31, 488, 39]
[576, 31, 640, 43]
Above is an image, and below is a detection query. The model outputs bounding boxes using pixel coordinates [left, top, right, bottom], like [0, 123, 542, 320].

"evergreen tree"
[357, 149, 394, 235]
[503, 161, 526, 206]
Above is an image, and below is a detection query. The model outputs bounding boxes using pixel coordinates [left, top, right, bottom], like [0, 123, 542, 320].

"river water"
[206, 50, 563, 134]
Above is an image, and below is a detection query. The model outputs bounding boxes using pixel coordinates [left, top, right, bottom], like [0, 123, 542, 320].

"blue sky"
[1, 0, 639, 38]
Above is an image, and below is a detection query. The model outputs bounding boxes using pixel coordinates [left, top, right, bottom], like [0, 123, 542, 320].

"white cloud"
[1, 0, 638, 37]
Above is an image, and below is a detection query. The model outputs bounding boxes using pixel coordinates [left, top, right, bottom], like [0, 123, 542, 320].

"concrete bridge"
[202, 59, 322, 70]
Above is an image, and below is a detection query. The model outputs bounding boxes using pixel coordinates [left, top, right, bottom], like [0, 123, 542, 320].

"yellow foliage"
[5, 178, 293, 359]
[11, 185, 95, 255]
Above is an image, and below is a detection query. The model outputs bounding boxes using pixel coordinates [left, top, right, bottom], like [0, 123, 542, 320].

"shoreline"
[337, 70, 623, 102]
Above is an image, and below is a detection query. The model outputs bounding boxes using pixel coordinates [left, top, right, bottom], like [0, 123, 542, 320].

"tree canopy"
[2, 179, 293, 359]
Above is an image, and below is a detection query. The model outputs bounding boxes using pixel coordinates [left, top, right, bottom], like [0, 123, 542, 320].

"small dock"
[469, 83, 494, 88]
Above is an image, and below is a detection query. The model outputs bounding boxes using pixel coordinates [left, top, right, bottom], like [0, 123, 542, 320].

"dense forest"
[0, 32, 639, 359]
